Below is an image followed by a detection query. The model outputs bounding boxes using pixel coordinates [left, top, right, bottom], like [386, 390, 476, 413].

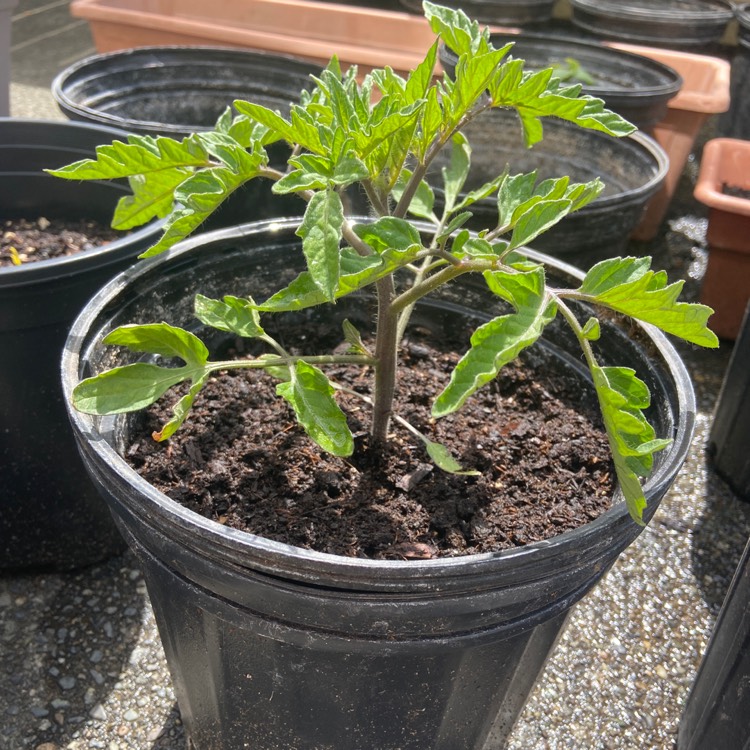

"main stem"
[371, 275, 399, 444]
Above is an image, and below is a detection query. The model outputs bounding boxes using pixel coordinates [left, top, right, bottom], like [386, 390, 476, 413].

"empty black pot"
[52, 46, 325, 228]
[569, 0, 733, 47]
[0, 119, 163, 571]
[439, 32, 682, 131]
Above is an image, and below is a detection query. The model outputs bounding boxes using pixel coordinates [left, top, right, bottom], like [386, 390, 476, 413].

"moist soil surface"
[127, 325, 615, 560]
[0, 217, 123, 268]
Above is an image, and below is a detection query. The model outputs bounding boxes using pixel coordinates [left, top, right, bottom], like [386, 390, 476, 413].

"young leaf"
[194, 294, 265, 338]
[276, 361, 354, 456]
[72, 363, 191, 415]
[433, 267, 557, 416]
[590, 365, 672, 524]
[113, 169, 193, 229]
[578, 257, 719, 348]
[152, 375, 209, 442]
[442, 132, 471, 212]
[104, 323, 209, 367]
[423, 438, 480, 476]
[296, 189, 344, 302]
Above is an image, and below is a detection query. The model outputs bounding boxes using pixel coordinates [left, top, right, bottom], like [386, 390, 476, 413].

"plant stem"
[371, 275, 398, 444]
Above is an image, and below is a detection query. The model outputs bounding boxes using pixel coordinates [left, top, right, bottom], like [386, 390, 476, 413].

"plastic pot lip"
[440, 34, 683, 102]
[694, 138, 750, 218]
[51, 45, 322, 138]
[0, 118, 165, 289]
[62, 218, 696, 585]
[570, 0, 733, 23]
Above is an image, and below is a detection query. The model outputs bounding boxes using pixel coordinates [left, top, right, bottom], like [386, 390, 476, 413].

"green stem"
[208, 353, 376, 372]
[371, 275, 399, 444]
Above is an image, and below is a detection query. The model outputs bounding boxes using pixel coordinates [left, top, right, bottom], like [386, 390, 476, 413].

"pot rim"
[61, 218, 696, 584]
[440, 33, 683, 101]
[51, 45, 322, 138]
[570, 0, 733, 23]
[0, 118, 164, 289]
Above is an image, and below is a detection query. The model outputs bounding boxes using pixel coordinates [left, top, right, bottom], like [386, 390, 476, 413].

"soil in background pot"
[126, 321, 615, 559]
[0, 216, 123, 267]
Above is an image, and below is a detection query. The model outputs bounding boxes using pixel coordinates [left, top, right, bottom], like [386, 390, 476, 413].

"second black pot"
[0, 119, 164, 571]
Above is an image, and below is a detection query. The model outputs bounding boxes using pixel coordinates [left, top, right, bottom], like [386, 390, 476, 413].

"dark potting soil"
[722, 183, 750, 200]
[126, 327, 615, 560]
[0, 217, 123, 268]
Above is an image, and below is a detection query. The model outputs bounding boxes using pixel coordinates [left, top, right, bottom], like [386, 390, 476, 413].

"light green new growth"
[50, 1, 719, 524]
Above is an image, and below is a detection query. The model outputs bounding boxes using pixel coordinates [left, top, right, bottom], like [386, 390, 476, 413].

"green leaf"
[442, 132, 471, 212]
[194, 294, 265, 338]
[393, 169, 436, 220]
[152, 375, 209, 442]
[423, 438, 480, 475]
[276, 361, 354, 456]
[578, 257, 720, 347]
[354, 216, 422, 255]
[103, 323, 209, 367]
[424, 0, 490, 57]
[233, 100, 324, 154]
[113, 169, 192, 229]
[46, 134, 210, 180]
[590, 365, 672, 524]
[296, 189, 344, 301]
[507, 198, 573, 251]
[433, 267, 557, 416]
[72, 363, 190, 415]
[342, 319, 370, 355]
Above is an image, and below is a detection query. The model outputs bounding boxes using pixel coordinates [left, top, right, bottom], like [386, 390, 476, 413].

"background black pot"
[0, 119, 164, 571]
[678, 532, 750, 749]
[569, 0, 733, 48]
[439, 32, 682, 132]
[718, 4, 750, 140]
[52, 46, 325, 228]
[399, 0, 554, 25]
[62, 219, 695, 750]
[428, 109, 668, 267]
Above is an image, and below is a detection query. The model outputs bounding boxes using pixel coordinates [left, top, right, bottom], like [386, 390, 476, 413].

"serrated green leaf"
[578, 257, 719, 347]
[433, 267, 557, 416]
[112, 169, 191, 229]
[194, 294, 265, 338]
[276, 361, 354, 456]
[342, 319, 370, 355]
[507, 198, 572, 251]
[233, 100, 324, 154]
[590, 365, 672, 524]
[103, 323, 209, 367]
[424, 0, 490, 57]
[72, 363, 191, 415]
[47, 134, 209, 180]
[296, 190, 344, 301]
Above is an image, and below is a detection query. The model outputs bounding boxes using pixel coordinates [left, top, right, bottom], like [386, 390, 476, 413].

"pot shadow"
[0, 549, 145, 748]
[150, 703, 189, 749]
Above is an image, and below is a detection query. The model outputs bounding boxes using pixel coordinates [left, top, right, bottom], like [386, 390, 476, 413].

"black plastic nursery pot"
[0, 119, 164, 571]
[569, 0, 734, 47]
[52, 46, 325, 228]
[439, 33, 682, 132]
[62, 219, 696, 749]
[398, 0, 554, 25]
[719, 4, 750, 140]
[429, 110, 668, 267]
[706, 303, 750, 502]
[678, 532, 750, 749]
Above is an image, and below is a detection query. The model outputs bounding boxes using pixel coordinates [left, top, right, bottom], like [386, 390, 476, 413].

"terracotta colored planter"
[70, 0, 436, 76]
[613, 44, 731, 241]
[693, 137, 750, 341]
